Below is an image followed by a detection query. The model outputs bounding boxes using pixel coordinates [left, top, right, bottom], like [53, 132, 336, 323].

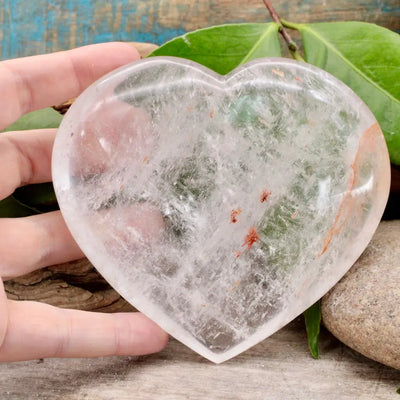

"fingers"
[0, 203, 166, 279]
[0, 211, 84, 279]
[0, 300, 169, 361]
[0, 42, 140, 130]
[0, 116, 163, 277]
[0, 130, 81, 277]
[0, 129, 56, 201]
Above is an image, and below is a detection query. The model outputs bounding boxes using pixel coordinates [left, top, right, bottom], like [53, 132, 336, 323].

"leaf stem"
[280, 18, 299, 30]
[262, 0, 305, 62]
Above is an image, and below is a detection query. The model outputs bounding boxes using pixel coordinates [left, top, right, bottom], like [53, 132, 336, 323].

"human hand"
[0, 43, 169, 361]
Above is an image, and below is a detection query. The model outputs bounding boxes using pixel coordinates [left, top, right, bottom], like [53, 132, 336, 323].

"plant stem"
[262, 0, 305, 62]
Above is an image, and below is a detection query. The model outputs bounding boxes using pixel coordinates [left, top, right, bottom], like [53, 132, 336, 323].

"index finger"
[0, 299, 169, 361]
[0, 42, 140, 130]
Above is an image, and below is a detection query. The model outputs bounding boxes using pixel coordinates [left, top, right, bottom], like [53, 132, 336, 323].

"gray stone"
[322, 220, 400, 369]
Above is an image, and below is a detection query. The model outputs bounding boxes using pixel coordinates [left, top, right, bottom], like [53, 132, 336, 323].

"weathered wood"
[1, 0, 399, 60]
[5, 258, 133, 312]
[0, 319, 399, 399]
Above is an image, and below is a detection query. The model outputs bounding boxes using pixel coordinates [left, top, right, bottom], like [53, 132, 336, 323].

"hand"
[0, 43, 169, 361]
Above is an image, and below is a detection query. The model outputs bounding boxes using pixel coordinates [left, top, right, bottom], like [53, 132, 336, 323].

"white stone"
[52, 57, 390, 363]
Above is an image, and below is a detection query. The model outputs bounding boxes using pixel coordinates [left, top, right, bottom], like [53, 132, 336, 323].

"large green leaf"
[150, 23, 281, 75]
[2, 107, 62, 132]
[289, 21, 400, 164]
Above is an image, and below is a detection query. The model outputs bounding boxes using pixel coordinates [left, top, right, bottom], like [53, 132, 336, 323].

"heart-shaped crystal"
[52, 57, 390, 363]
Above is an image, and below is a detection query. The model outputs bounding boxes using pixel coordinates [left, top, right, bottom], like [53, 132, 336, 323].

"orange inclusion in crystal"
[319, 122, 381, 257]
[231, 280, 240, 290]
[260, 190, 271, 203]
[242, 227, 259, 250]
[230, 208, 242, 223]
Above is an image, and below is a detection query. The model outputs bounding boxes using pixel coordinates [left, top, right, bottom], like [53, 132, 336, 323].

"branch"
[262, 0, 305, 62]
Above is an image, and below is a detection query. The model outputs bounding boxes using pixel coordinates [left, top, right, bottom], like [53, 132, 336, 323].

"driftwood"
[5, 258, 134, 313]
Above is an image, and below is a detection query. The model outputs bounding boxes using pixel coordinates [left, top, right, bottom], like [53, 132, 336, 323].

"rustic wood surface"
[0, 318, 399, 400]
[1, 1, 400, 398]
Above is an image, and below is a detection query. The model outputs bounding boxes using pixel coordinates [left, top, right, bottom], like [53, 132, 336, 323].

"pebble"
[321, 220, 400, 370]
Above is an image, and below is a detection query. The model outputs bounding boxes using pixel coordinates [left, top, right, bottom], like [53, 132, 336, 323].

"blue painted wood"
[0, 0, 187, 59]
[0, 0, 399, 60]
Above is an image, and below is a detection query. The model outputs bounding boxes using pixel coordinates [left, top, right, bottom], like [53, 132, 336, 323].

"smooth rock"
[322, 220, 400, 370]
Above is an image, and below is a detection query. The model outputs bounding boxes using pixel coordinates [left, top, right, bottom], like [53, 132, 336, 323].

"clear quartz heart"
[52, 57, 390, 363]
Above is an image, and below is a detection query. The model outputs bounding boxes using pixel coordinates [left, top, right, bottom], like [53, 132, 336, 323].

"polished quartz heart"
[52, 57, 390, 363]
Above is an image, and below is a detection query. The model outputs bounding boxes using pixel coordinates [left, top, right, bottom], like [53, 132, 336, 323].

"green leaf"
[13, 182, 58, 213]
[150, 23, 281, 75]
[289, 21, 400, 164]
[2, 107, 62, 132]
[303, 300, 321, 359]
[397, 386, 400, 394]
[0, 195, 40, 218]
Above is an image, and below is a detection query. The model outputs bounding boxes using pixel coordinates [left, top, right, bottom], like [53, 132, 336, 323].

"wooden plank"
[0, 319, 398, 399]
[1, 0, 399, 60]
